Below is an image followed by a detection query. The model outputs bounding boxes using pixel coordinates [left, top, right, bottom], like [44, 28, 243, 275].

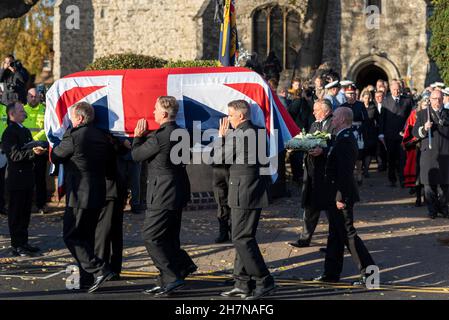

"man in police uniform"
[0, 100, 8, 215]
[290, 99, 334, 248]
[217, 100, 276, 300]
[23, 88, 48, 214]
[132, 96, 196, 297]
[324, 80, 341, 111]
[314, 107, 375, 285]
[443, 87, 449, 110]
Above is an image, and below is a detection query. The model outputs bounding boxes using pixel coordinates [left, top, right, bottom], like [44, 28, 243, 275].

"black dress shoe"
[319, 247, 327, 253]
[154, 280, 185, 297]
[220, 287, 251, 298]
[88, 271, 114, 293]
[289, 240, 310, 248]
[181, 264, 198, 279]
[215, 232, 230, 243]
[312, 274, 340, 283]
[428, 214, 436, 220]
[143, 285, 163, 295]
[352, 275, 369, 286]
[22, 243, 40, 253]
[415, 199, 422, 207]
[109, 273, 121, 281]
[245, 284, 277, 300]
[11, 246, 32, 257]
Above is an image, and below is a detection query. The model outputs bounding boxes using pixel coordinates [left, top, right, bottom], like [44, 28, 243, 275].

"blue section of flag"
[182, 95, 226, 130]
[92, 96, 109, 131]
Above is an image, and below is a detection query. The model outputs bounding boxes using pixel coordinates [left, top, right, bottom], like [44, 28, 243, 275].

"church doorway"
[355, 64, 389, 89]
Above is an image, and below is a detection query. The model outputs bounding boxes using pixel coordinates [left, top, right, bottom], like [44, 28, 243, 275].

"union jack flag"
[45, 67, 300, 197]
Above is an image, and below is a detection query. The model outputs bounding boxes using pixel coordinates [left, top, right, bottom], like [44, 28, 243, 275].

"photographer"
[0, 55, 29, 105]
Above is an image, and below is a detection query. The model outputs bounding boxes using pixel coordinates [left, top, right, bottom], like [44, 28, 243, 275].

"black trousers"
[0, 166, 6, 210]
[95, 198, 124, 275]
[231, 208, 274, 292]
[377, 140, 387, 170]
[324, 205, 375, 277]
[8, 189, 33, 247]
[143, 208, 195, 286]
[385, 138, 405, 184]
[424, 184, 449, 216]
[299, 208, 328, 243]
[289, 151, 304, 182]
[63, 207, 108, 276]
[213, 167, 231, 221]
[33, 154, 48, 209]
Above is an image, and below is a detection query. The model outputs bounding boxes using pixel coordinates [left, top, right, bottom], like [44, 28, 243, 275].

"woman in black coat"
[360, 90, 380, 178]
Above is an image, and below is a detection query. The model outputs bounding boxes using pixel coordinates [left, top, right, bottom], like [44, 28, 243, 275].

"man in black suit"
[378, 81, 413, 186]
[51, 102, 114, 293]
[287, 96, 314, 183]
[93, 134, 128, 281]
[217, 100, 276, 300]
[132, 96, 196, 297]
[314, 107, 375, 285]
[413, 90, 449, 219]
[290, 99, 334, 248]
[2, 102, 45, 257]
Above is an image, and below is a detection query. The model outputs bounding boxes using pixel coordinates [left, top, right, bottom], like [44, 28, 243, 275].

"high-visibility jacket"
[0, 103, 7, 141]
[23, 103, 46, 141]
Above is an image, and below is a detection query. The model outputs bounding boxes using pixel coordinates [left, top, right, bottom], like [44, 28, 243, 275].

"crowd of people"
[2, 51, 449, 299]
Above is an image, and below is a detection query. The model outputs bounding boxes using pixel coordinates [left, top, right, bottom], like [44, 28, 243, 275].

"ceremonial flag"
[218, 0, 239, 66]
[45, 67, 300, 197]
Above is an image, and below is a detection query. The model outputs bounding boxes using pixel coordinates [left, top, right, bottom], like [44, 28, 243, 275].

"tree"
[0, 0, 53, 77]
[0, 0, 40, 20]
[429, 0, 449, 84]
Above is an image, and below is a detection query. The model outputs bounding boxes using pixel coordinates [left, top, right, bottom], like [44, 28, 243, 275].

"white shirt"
[377, 103, 382, 114]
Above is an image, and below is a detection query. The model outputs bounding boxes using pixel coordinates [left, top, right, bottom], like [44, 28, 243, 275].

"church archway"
[355, 64, 389, 89]
[347, 54, 401, 89]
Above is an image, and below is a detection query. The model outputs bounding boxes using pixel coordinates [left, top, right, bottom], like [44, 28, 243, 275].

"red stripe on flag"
[271, 89, 301, 136]
[55, 86, 105, 125]
[224, 82, 271, 134]
[122, 69, 169, 133]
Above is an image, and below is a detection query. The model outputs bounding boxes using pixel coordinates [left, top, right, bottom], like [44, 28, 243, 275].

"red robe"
[402, 110, 418, 188]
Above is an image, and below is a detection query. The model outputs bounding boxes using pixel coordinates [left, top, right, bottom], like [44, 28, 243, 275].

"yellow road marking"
[120, 271, 449, 295]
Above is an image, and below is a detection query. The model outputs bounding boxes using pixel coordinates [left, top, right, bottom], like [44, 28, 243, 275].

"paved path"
[1, 169, 449, 299]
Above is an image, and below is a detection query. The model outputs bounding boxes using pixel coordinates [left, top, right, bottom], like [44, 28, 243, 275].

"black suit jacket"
[51, 124, 114, 209]
[413, 107, 449, 185]
[325, 128, 360, 206]
[1, 122, 35, 191]
[379, 95, 413, 140]
[301, 115, 335, 210]
[132, 121, 191, 210]
[214, 120, 269, 209]
[287, 97, 314, 132]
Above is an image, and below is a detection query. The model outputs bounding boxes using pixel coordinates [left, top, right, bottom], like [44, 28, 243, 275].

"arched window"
[252, 5, 300, 70]
[366, 0, 382, 13]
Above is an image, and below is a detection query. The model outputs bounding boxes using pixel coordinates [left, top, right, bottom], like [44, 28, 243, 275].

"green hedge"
[85, 53, 168, 70]
[86, 53, 221, 71]
[163, 60, 221, 68]
[429, 0, 449, 84]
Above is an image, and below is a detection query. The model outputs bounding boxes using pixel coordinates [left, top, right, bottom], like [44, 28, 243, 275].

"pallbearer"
[132, 96, 197, 297]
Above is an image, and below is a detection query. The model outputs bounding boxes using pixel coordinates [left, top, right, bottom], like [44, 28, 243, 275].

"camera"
[7, 60, 23, 70]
